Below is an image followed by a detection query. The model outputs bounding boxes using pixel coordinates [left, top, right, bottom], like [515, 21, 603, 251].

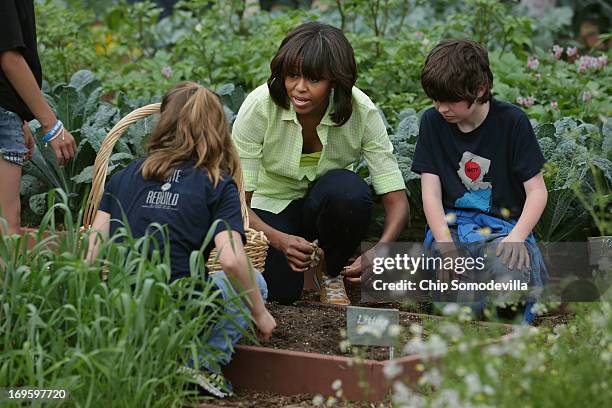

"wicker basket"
[83, 103, 268, 272]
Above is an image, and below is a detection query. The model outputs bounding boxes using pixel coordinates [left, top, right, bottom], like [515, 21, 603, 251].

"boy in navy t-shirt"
[411, 39, 548, 321]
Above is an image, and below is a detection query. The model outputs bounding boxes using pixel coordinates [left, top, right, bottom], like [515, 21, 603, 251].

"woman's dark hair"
[267, 22, 357, 126]
[420, 39, 494, 105]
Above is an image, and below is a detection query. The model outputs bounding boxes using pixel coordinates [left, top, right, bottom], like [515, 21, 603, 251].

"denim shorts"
[0, 105, 27, 166]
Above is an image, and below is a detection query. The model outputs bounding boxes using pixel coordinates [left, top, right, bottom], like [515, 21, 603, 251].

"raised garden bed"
[221, 291, 513, 403]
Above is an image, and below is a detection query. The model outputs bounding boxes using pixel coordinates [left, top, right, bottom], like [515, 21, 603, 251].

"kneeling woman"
[232, 22, 409, 305]
[87, 82, 276, 397]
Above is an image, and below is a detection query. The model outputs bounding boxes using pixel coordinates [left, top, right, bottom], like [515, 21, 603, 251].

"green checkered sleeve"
[362, 109, 406, 194]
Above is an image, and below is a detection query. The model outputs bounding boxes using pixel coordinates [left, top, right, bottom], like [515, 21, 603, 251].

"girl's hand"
[45, 127, 77, 166]
[22, 121, 35, 161]
[496, 236, 530, 270]
[252, 309, 276, 342]
[278, 233, 313, 272]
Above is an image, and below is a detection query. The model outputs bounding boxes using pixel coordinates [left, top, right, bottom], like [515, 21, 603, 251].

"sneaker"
[313, 260, 350, 305]
[177, 366, 234, 398]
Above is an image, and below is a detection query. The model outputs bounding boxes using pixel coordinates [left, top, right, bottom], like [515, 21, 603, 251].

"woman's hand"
[277, 233, 314, 272]
[252, 309, 277, 342]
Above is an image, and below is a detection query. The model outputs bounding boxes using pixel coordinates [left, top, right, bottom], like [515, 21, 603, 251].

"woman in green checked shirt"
[232, 22, 409, 305]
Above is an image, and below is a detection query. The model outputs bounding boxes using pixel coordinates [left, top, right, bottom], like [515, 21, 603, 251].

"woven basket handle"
[83, 103, 250, 229]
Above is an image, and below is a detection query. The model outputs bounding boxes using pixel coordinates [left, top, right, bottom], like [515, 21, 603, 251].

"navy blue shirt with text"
[99, 159, 245, 281]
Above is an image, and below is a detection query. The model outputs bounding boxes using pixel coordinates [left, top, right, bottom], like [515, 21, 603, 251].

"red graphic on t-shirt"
[464, 160, 481, 181]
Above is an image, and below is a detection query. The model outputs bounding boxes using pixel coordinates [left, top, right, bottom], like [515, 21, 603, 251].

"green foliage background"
[24, 0, 611, 240]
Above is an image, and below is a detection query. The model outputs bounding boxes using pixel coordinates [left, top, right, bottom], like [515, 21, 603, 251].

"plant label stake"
[347, 306, 400, 360]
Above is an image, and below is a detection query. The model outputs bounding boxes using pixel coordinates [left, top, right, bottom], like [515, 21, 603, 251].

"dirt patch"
[203, 389, 315, 407]
[240, 296, 511, 361]
[258, 301, 423, 360]
[203, 388, 391, 408]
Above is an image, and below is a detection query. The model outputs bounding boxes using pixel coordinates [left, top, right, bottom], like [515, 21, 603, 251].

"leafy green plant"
[1, 190, 254, 406]
[535, 117, 612, 241]
[36, 0, 98, 84]
[22, 70, 158, 220]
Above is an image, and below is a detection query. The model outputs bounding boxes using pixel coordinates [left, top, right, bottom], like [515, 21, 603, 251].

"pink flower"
[527, 56, 539, 70]
[550, 101, 558, 109]
[414, 31, 424, 40]
[552, 45, 563, 60]
[161, 66, 173, 79]
[517, 96, 535, 108]
[566, 47, 578, 57]
[597, 55, 608, 68]
[582, 91, 593, 103]
[576, 55, 607, 72]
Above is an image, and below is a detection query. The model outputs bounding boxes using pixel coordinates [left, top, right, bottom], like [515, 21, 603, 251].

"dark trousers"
[254, 169, 373, 304]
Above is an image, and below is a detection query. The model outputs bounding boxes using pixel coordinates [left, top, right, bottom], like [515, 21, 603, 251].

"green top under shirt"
[299, 151, 322, 182]
[232, 84, 406, 214]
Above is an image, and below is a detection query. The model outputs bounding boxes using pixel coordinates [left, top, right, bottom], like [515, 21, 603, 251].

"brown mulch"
[200, 389, 316, 408]
[201, 389, 391, 408]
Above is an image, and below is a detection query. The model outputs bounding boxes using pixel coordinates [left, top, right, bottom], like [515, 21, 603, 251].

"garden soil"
[238, 289, 511, 361]
[204, 389, 389, 407]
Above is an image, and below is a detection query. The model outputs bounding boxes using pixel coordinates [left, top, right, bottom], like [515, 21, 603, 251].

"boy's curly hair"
[420, 39, 493, 105]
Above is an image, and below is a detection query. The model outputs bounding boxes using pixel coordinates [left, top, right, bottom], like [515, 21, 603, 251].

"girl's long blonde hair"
[141, 82, 240, 186]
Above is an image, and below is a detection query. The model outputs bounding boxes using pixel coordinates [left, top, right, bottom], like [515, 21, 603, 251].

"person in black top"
[0, 0, 76, 235]
[411, 40, 549, 321]
[86, 82, 276, 397]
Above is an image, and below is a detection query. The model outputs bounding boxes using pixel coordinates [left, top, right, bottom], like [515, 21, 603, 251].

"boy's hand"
[278, 233, 314, 272]
[46, 127, 77, 166]
[253, 309, 276, 342]
[496, 237, 530, 270]
[22, 121, 35, 161]
[437, 243, 462, 284]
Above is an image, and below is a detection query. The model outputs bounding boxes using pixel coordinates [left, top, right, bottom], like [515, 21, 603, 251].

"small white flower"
[459, 306, 473, 322]
[485, 363, 497, 380]
[409, 323, 423, 336]
[442, 303, 460, 316]
[530, 302, 548, 316]
[325, 396, 337, 406]
[312, 394, 324, 406]
[393, 381, 425, 407]
[444, 212, 457, 225]
[383, 362, 403, 379]
[388, 324, 402, 337]
[420, 367, 442, 388]
[403, 336, 425, 355]
[195, 23, 203, 33]
[465, 373, 482, 394]
[440, 322, 463, 340]
[331, 379, 342, 391]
